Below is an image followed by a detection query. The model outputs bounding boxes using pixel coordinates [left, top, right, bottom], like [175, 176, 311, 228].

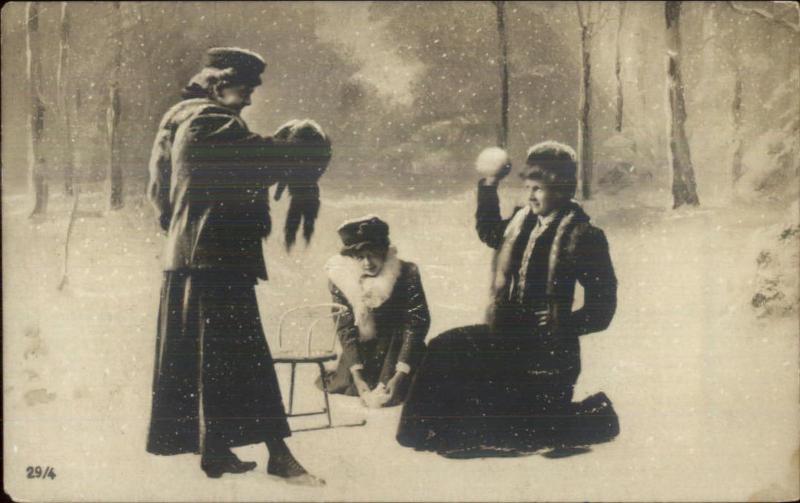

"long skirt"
[396, 324, 619, 454]
[146, 270, 290, 456]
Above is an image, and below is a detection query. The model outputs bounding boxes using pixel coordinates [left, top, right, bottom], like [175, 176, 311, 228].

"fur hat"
[525, 140, 577, 165]
[520, 140, 578, 196]
[205, 47, 266, 86]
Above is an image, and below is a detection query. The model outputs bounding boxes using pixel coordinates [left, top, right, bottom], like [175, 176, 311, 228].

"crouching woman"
[317, 216, 431, 408]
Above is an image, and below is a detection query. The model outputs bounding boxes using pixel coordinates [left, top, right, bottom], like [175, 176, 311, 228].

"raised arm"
[476, 180, 512, 249]
[180, 111, 330, 190]
[570, 227, 618, 336]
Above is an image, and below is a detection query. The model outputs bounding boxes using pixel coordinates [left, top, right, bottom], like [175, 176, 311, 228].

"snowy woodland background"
[2, 1, 799, 502]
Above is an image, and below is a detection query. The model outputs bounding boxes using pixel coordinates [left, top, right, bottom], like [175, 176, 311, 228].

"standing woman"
[319, 216, 431, 407]
[146, 47, 330, 485]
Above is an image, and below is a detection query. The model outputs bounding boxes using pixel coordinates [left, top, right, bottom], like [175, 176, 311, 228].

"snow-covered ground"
[3, 186, 798, 502]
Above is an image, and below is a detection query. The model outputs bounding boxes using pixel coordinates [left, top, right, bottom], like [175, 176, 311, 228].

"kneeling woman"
[397, 142, 620, 457]
[318, 216, 431, 408]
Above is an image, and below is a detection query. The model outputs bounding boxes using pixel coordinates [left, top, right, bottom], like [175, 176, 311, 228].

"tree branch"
[617, 1, 627, 36]
[576, 1, 586, 28]
[594, 3, 612, 31]
[700, 34, 717, 50]
[727, 1, 800, 33]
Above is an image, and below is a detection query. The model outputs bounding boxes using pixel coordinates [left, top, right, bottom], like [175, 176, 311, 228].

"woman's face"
[214, 83, 255, 110]
[353, 248, 386, 277]
[523, 177, 566, 216]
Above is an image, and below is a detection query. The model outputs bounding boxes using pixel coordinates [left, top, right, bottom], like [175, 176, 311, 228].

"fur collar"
[160, 98, 243, 131]
[325, 246, 402, 341]
[160, 98, 217, 130]
[487, 201, 590, 325]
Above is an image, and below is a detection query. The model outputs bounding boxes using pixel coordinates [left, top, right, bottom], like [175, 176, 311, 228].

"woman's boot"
[265, 438, 325, 487]
[201, 445, 257, 479]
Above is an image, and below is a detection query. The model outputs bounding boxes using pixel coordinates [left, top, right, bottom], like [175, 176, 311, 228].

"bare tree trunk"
[727, 1, 800, 33]
[488, 0, 511, 284]
[665, 1, 700, 208]
[633, 6, 659, 172]
[136, 3, 153, 197]
[26, 1, 48, 217]
[58, 2, 75, 196]
[614, 1, 626, 133]
[494, 0, 510, 148]
[577, 4, 593, 200]
[108, 1, 123, 209]
[58, 187, 80, 291]
[700, 2, 717, 80]
[731, 64, 744, 182]
[637, 18, 649, 115]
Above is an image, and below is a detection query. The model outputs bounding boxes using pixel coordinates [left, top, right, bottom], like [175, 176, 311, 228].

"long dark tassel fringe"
[284, 183, 321, 251]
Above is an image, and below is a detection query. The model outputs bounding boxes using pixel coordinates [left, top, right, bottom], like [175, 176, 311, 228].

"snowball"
[475, 146, 510, 177]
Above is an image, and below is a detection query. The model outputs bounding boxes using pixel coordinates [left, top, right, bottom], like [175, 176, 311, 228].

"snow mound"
[751, 201, 800, 318]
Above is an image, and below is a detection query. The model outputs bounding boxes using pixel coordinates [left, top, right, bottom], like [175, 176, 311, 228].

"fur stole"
[487, 202, 590, 324]
[325, 246, 402, 341]
[148, 98, 241, 230]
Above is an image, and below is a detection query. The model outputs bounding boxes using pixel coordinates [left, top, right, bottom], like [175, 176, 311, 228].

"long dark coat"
[320, 260, 431, 403]
[145, 99, 326, 455]
[147, 98, 321, 279]
[397, 181, 619, 455]
[478, 182, 618, 376]
[147, 270, 289, 455]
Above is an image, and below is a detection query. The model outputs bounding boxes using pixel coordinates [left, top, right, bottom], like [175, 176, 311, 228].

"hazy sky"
[315, 2, 424, 106]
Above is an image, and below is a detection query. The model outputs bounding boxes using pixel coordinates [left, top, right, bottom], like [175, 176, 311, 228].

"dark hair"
[521, 141, 578, 197]
[341, 238, 390, 258]
[180, 67, 251, 100]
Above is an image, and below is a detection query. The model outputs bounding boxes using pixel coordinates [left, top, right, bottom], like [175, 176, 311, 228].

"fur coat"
[146, 98, 329, 279]
[320, 249, 431, 396]
[476, 182, 617, 373]
[325, 246, 403, 341]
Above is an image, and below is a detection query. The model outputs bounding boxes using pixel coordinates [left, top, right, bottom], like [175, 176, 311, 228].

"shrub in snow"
[752, 201, 799, 318]
[596, 133, 653, 194]
[736, 69, 799, 204]
[734, 128, 800, 203]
